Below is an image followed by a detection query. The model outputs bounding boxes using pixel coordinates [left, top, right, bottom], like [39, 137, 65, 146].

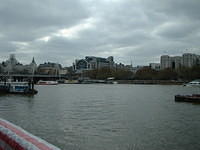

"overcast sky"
[0, 0, 200, 67]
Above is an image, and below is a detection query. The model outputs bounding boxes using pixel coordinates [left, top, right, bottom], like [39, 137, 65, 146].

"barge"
[175, 94, 200, 103]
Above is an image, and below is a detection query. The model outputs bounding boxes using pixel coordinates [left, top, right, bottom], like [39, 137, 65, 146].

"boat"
[0, 81, 37, 94]
[175, 94, 200, 103]
[80, 79, 107, 84]
[184, 79, 200, 87]
[0, 118, 60, 150]
[37, 80, 58, 85]
[106, 77, 118, 84]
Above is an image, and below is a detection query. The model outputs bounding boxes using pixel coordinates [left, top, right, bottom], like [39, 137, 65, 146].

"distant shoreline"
[116, 80, 186, 85]
[58, 79, 188, 85]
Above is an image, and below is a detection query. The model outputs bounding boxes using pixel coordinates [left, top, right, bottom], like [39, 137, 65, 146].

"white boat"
[106, 77, 118, 84]
[37, 80, 58, 85]
[184, 80, 200, 87]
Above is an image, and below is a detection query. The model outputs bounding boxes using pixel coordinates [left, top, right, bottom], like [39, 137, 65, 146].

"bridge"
[0, 74, 61, 78]
[0, 74, 69, 82]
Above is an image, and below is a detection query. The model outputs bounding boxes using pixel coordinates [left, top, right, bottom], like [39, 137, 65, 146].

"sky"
[0, 0, 200, 67]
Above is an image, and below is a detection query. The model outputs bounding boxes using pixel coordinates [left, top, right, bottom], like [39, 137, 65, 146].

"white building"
[160, 53, 200, 70]
[149, 63, 161, 71]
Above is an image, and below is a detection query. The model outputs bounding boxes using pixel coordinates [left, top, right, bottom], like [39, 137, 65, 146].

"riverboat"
[37, 80, 58, 85]
[175, 94, 200, 103]
[0, 81, 37, 94]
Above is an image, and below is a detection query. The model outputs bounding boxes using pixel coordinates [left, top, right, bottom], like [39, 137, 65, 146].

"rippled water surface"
[0, 84, 200, 150]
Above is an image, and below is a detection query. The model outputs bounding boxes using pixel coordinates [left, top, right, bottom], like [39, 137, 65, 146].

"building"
[59, 67, 69, 75]
[73, 56, 114, 73]
[2, 54, 19, 73]
[160, 53, 200, 70]
[114, 63, 134, 72]
[182, 53, 198, 68]
[37, 62, 62, 75]
[149, 63, 161, 71]
[132, 66, 146, 73]
[170, 56, 182, 69]
[23, 57, 37, 74]
[1, 54, 37, 74]
[161, 55, 171, 69]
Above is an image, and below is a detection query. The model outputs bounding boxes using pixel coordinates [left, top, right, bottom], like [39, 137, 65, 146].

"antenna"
[131, 59, 133, 67]
[129, 57, 133, 67]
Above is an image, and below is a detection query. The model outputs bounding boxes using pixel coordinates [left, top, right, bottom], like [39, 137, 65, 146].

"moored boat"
[37, 80, 58, 85]
[175, 94, 200, 103]
[106, 77, 118, 84]
[0, 81, 37, 94]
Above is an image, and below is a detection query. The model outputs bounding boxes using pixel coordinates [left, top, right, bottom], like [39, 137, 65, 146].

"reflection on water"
[0, 84, 200, 150]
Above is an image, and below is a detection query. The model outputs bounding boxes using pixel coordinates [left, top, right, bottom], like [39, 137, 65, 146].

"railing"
[0, 119, 60, 150]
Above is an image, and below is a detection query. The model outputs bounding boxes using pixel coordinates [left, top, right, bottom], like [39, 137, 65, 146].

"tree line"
[135, 66, 200, 80]
[83, 66, 200, 80]
[83, 67, 133, 80]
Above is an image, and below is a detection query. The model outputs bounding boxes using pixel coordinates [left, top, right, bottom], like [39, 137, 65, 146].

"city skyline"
[0, 0, 200, 66]
[0, 53, 200, 70]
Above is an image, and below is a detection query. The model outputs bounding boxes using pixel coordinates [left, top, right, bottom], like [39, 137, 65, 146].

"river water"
[0, 84, 199, 150]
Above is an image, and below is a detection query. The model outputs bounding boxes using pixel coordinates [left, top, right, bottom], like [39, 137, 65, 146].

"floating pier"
[0, 118, 60, 150]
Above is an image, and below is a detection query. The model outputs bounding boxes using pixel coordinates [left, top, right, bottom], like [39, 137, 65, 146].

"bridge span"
[0, 74, 68, 82]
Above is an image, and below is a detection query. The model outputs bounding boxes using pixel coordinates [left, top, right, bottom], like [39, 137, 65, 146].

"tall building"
[170, 56, 182, 69]
[161, 55, 170, 69]
[160, 53, 200, 70]
[182, 53, 197, 68]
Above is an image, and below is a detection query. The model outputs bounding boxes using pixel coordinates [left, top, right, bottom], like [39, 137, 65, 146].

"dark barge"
[175, 94, 200, 103]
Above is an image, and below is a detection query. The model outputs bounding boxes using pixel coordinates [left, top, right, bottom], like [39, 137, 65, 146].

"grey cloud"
[0, 0, 89, 41]
[156, 21, 200, 39]
[0, 39, 17, 52]
[0, 0, 200, 66]
[140, 0, 200, 20]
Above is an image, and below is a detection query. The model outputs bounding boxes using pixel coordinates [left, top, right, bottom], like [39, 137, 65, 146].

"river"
[0, 84, 199, 150]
